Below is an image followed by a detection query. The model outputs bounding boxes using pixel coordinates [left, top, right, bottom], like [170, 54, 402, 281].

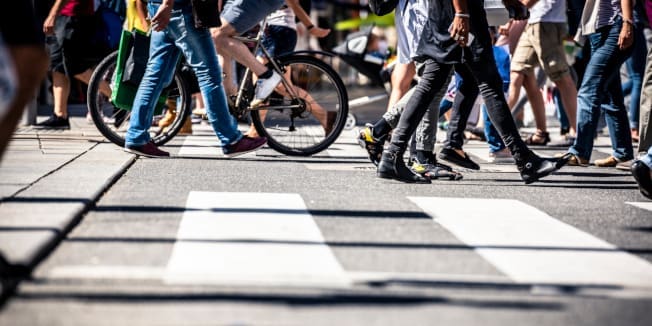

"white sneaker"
[251, 71, 281, 108]
[487, 148, 514, 163]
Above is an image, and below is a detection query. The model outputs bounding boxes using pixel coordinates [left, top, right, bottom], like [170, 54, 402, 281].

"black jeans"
[388, 56, 531, 163]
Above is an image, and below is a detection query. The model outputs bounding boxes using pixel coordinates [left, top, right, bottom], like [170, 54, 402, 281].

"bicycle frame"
[231, 19, 301, 112]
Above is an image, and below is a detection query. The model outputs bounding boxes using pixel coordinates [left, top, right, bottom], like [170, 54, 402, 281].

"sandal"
[524, 130, 550, 145]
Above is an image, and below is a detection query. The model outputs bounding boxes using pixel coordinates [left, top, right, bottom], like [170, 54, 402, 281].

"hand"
[43, 15, 56, 35]
[150, 4, 172, 32]
[618, 23, 634, 50]
[309, 26, 331, 38]
[450, 16, 470, 47]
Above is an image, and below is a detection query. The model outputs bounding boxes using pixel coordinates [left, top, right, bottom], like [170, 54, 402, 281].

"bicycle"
[87, 20, 349, 156]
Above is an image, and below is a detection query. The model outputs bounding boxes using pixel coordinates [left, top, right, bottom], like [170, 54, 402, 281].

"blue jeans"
[125, 3, 241, 147]
[569, 20, 634, 161]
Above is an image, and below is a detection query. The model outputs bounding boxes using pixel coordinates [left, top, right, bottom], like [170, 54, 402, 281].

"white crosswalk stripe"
[408, 196, 652, 288]
[164, 191, 349, 287]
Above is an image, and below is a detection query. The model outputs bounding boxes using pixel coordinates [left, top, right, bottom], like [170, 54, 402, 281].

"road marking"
[627, 201, 652, 211]
[408, 196, 652, 287]
[164, 191, 349, 287]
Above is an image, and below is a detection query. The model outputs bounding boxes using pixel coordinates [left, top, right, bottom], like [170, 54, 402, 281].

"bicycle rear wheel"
[87, 51, 191, 147]
[250, 55, 348, 156]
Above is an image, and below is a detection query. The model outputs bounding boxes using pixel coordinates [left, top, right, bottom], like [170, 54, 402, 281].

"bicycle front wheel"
[250, 55, 349, 156]
[87, 51, 191, 147]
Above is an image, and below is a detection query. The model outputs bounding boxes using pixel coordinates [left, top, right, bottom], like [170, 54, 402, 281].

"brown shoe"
[177, 116, 193, 135]
[555, 152, 589, 166]
[594, 155, 621, 167]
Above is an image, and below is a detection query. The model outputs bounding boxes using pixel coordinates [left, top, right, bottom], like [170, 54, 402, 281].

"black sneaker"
[356, 123, 385, 166]
[439, 147, 480, 170]
[410, 158, 463, 180]
[518, 154, 568, 184]
[34, 115, 70, 129]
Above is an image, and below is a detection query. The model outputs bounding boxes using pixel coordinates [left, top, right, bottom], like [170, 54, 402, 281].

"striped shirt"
[580, 0, 623, 35]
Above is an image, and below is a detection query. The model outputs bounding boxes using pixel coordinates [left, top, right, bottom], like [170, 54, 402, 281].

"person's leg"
[483, 106, 505, 153]
[379, 58, 452, 183]
[600, 69, 634, 162]
[553, 75, 578, 135]
[444, 65, 479, 151]
[387, 62, 415, 109]
[0, 45, 48, 162]
[51, 70, 70, 118]
[521, 71, 549, 143]
[569, 23, 630, 162]
[124, 6, 181, 147]
[173, 6, 241, 145]
[625, 25, 647, 140]
[553, 87, 570, 134]
[639, 43, 652, 154]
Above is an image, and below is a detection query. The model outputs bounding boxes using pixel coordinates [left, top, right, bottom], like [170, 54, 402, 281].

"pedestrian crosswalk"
[47, 191, 652, 298]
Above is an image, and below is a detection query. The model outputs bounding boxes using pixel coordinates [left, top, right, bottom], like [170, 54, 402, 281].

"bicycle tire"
[87, 51, 191, 147]
[250, 54, 349, 156]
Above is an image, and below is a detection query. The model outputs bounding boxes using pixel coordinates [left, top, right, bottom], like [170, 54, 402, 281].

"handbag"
[111, 29, 167, 113]
[190, 0, 221, 29]
[368, 0, 398, 16]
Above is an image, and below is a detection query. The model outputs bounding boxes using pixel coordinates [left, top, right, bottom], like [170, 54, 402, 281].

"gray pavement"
[1, 100, 652, 325]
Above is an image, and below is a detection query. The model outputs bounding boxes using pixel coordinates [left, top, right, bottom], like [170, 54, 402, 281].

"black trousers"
[388, 56, 531, 163]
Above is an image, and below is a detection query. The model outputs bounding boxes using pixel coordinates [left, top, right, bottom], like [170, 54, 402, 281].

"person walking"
[123, 0, 266, 157]
[376, 0, 567, 184]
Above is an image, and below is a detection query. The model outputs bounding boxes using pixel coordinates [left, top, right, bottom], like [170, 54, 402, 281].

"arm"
[451, 0, 470, 47]
[285, 0, 330, 38]
[43, 0, 70, 35]
[619, 0, 634, 50]
[136, 0, 149, 30]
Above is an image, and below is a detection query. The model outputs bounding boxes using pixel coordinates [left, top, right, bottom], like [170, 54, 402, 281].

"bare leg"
[211, 23, 268, 77]
[522, 71, 547, 135]
[51, 70, 70, 118]
[387, 62, 415, 110]
[553, 75, 578, 136]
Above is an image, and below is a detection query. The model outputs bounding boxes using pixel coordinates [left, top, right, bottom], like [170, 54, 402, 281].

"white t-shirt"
[529, 0, 567, 24]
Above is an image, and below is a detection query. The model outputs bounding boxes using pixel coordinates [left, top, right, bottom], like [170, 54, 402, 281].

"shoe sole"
[123, 147, 170, 158]
[223, 142, 266, 158]
[377, 172, 432, 184]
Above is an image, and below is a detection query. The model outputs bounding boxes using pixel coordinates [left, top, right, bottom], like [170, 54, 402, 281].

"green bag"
[111, 29, 167, 114]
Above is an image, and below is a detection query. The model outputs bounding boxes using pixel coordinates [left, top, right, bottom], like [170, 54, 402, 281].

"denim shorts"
[221, 0, 285, 34]
[257, 25, 297, 58]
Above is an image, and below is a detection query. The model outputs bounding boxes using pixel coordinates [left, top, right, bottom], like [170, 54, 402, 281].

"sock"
[372, 119, 391, 140]
[258, 69, 273, 79]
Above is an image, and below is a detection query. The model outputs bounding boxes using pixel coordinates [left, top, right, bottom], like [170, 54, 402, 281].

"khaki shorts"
[511, 22, 570, 81]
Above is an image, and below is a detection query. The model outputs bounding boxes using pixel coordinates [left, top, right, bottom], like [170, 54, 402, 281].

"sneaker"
[518, 154, 568, 184]
[124, 142, 170, 158]
[594, 155, 621, 167]
[439, 147, 480, 170]
[548, 135, 576, 147]
[487, 148, 514, 163]
[410, 158, 463, 180]
[223, 136, 267, 157]
[251, 71, 282, 108]
[631, 160, 652, 199]
[356, 123, 385, 166]
[34, 115, 70, 129]
[615, 159, 633, 171]
[555, 152, 589, 166]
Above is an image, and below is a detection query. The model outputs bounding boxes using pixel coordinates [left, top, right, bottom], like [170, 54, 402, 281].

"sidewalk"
[0, 107, 135, 286]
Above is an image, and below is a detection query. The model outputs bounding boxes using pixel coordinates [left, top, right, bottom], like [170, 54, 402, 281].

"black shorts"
[0, 1, 44, 46]
[47, 15, 105, 76]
